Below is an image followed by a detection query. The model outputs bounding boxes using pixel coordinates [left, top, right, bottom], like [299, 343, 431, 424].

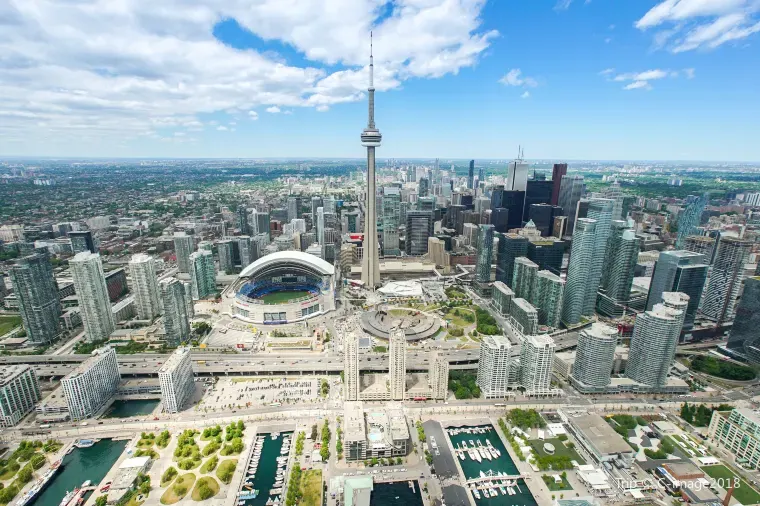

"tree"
[95, 497, 108, 506]
[17, 466, 32, 484]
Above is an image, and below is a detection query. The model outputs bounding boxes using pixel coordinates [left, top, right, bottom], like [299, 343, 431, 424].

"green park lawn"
[261, 290, 311, 305]
[297, 470, 323, 506]
[542, 474, 573, 491]
[0, 315, 22, 336]
[160, 473, 196, 505]
[701, 465, 760, 505]
[528, 438, 586, 464]
[191, 476, 220, 501]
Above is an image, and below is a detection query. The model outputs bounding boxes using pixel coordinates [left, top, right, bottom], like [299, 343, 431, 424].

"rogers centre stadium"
[231, 251, 336, 324]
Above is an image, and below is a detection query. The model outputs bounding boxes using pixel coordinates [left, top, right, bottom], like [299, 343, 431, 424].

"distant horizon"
[2, 155, 760, 165]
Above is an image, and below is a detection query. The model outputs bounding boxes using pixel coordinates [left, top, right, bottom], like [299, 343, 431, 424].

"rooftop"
[568, 413, 634, 456]
[159, 347, 191, 374]
[0, 364, 32, 386]
[64, 346, 114, 379]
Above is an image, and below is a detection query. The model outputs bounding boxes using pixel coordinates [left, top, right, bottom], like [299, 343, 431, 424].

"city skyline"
[1, 1, 759, 161]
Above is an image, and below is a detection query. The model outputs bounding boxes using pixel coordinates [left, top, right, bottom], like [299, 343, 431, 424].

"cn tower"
[361, 33, 381, 288]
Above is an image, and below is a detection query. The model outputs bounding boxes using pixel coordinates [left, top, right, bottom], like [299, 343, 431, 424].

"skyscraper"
[597, 220, 640, 317]
[557, 175, 584, 235]
[550, 163, 568, 206]
[527, 238, 564, 275]
[475, 224, 495, 283]
[532, 270, 565, 328]
[173, 232, 195, 274]
[661, 292, 689, 334]
[626, 304, 683, 387]
[160, 278, 191, 346]
[69, 230, 97, 254]
[502, 191, 526, 229]
[344, 333, 359, 401]
[128, 254, 161, 320]
[382, 187, 401, 256]
[520, 334, 555, 394]
[584, 198, 615, 316]
[9, 253, 61, 344]
[237, 235, 254, 267]
[429, 353, 449, 400]
[477, 335, 514, 399]
[61, 346, 119, 420]
[252, 209, 271, 241]
[70, 252, 115, 342]
[506, 158, 529, 192]
[512, 257, 538, 301]
[571, 323, 617, 390]
[701, 237, 752, 323]
[495, 233, 528, 285]
[726, 276, 760, 363]
[675, 194, 709, 249]
[236, 206, 250, 235]
[389, 328, 406, 401]
[405, 211, 434, 256]
[217, 240, 234, 273]
[468, 160, 475, 190]
[360, 36, 381, 288]
[525, 180, 553, 222]
[189, 250, 216, 300]
[287, 196, 301, 222]
[561, 218, 597, 326]
[511, 298, 538, 336]
[684, 235, 716, 264]
[159, 347, 194, 414]
[311, 196, 323, 232]
[646, 250, 708, 330]
[0, 365, 41, 427]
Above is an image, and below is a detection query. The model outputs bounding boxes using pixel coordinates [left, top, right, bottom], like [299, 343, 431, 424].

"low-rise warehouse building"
[561, 412, 636, 468]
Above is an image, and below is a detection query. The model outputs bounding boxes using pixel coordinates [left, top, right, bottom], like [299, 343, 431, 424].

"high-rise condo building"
[69, 230, 97, 254]
[626, 304, 683, 387]
[561, 218, 597, 326]
[550, 163, 568, 206]
[382, 187, 401, 256]
[726, 276, 760, 363]
[405, 211, 434, 256]
[584, 198, 614, 316]
[182, 281, 195, 318]
[0, 365, 41, 427]
[520, 334, 555, 394]
[495, 233, 528, 285]
[475, 224, 495, 283]
[344, 333, 360, 401]
[189, 250, 216, 300]
[491, 281, 515, 316]
[418, 177, 430, 197]
[173, 232, 195, 273]
[9, 252, 61, 344]
[217, 240, 235, 273]
[571, 322, 617, 391]
[287, 196, 301, 222]
[532, 270, 564, 328]
[512, 257, 538, 301]
[61, 346, 120, 420]
[360, 36, 382, 288]
[468, 160, 475, 190]
[237, 206, 250, 234]
[429, 353, 449, 400]
[70, 252, 115, 342]
[389, 328, 406, 401]
[237, 236, 255, 267]
[477, 335, 514, 399]
[511, 298, 538, 336]
[684, 235, 717, 264]
[646, 250, 708, 330]
[159, 347, 194, 413]
[597, 220, 640, 317]
[661, 292, 689, 336]
[675, 194, 708, 249]
[160, 278, 191, 346]
[557, 175, 584, 235]
[701, 237, 752, 323]
[129, 254, 161, 320]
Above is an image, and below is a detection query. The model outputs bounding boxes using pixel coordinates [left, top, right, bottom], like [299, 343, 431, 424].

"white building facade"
[159, 347, 194, 413]
[61, 346, 120, 420]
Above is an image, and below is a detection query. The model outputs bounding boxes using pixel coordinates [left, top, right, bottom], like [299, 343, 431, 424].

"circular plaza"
[360, 307, 441, 341]
[231, 251, 335, 324]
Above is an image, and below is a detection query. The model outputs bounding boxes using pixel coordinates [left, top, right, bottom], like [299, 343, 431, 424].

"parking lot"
[200, 377, 323, 410]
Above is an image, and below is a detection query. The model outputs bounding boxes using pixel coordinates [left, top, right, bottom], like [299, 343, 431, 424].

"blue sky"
[1, 0, 759, 161]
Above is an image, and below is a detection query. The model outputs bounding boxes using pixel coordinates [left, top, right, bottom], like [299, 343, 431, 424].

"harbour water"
[447, 425, 537, 506]
[103, 399, 159, 418]
[240, 432, 292, 506]
[30, 439, 127, 506]
[370, 481, 423, 506]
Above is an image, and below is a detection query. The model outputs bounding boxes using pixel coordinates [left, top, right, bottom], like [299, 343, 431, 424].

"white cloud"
[521, 91, 530, 99]
[216, 125, 228, 131]
[636, 0, 760, 52]
[248, 111, 258, 120]
[316, 105, 329, 112]
[624, 81, 652, 90]
[555, 0, 573, 11]
[607, 68, 686, 90]
[499, 69, 539, 88]
[0, 0, 498, 150]
[266, 106, 281, 114]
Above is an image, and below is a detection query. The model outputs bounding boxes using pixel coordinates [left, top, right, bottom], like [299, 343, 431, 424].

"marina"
[237, 431, 293, 506]
[446, 425, 537, 506]
[26, 439, 127, 506]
